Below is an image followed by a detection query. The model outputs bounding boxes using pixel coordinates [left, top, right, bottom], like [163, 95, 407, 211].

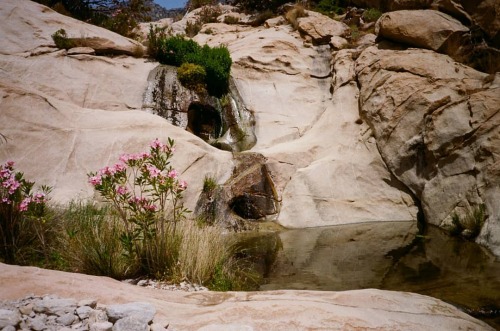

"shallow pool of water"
[244, 221, 500, 328]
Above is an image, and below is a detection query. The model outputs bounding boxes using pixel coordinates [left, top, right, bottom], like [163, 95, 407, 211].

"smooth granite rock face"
[356, 45, 500, 255]
[0, 263, 495, 331]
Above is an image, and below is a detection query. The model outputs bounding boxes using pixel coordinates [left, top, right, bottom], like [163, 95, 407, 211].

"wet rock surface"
[0, 295, 167, 331]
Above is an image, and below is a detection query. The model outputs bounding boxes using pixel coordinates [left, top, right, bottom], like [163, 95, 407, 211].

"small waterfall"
[142, 65, 256, 152]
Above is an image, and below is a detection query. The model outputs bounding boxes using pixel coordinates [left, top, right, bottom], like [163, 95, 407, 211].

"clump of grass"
[349, 24, 360, 42]
[173, 220, 230, 284]
[202, 175, 218, 194]
[285, 5, 308, 30]
[223, 15, 240, 25]
[362, 8, 382, 22]
[186, 20, 203, 37]
[58, 201, 138, 279]
[449, 204, 487, 240]
[51, 29, 76, 50]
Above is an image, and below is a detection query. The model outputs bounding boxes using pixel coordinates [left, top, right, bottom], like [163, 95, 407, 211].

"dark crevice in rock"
[143, 65, 256, 152]
[194, 153, 280, 229]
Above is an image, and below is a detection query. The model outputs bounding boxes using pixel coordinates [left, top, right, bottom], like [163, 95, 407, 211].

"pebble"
[0, 295, 169, 330]
[123, 278, 208, 292]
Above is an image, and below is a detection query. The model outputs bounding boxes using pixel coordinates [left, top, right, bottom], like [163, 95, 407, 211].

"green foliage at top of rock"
[150, 33, 232, 97]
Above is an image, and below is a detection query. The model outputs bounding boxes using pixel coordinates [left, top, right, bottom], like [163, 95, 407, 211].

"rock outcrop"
[376, 10, 470, 60]
[0, 0, 234, 208]
[356, 45, 500, 255]
[0, 263, 494, 330]
[296, 10, 350, 45]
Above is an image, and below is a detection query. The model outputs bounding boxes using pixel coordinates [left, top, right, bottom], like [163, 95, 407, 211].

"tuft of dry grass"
[173, 220, 232, 284]
[286, 5, 308, 30]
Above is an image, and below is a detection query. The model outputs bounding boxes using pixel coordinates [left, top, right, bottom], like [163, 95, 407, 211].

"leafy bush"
[0, 161, 50, 263]
[198, 5, 222, 24]
[224, 15, 240, 24]
[155, 35, 201, 66]
[178, 63, 207, 92]
[233, 0, 289, 13]
[88, 138, 189, 276]
[147, 25, 168, 59]
[186, 20, 203, 37]
[362, 8, 382, 22]
[286, 5, 308, 30]
[188, 0, 217, 9]
[152, 35, 232, 97]
[51, 29, 76, 50]
[314, 0, 348, 15]
[449, 204, 487, 240]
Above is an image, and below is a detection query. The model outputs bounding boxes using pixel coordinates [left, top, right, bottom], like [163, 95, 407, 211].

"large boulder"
[296, 10, 350, 45]
[376, 10, 470, 60]
[356, 45, 500, 255]
[1, 0, 143, 56]
[0, 263, 494, 331]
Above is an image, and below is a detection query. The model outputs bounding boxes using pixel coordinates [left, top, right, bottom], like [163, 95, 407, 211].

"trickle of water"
[142, 65, 256, 152]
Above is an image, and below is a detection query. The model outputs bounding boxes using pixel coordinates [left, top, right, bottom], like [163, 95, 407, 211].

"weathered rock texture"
[0, 263, 494, 331]
[296, 10, 350, 45]
[0, 0, 234, 208]
[356, 45, 500, 255]
[376, 10, 470, 61]
[195, 22, 419, 227]
[0, 0, 419, 229]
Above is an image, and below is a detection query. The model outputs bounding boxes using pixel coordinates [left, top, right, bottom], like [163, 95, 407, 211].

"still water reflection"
[246, 221, 500, 328]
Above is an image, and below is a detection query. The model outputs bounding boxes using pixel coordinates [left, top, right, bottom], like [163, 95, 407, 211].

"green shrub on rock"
[178, 63, 207, 92]
[51, 29, 76, 49]
[150, 34, 232, 97]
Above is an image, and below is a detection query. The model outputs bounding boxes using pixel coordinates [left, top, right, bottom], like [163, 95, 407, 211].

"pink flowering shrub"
[87, 138, 190, 274]
[0, 161, 50, 263]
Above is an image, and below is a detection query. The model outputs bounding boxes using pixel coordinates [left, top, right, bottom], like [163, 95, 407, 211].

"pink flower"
[119, 154, 130, 163]
[178, 180, 187, 191]
[163, 146, 176, 154]
[146, 164, 161, 178]
[116, 186, 128, 195]
[150, 138, 164, 149]
[145, 204, 157, 212]
[3, 178, 20, 194]
[167, 169, 178, 179]
[6, 161, 14, 167]
[114, 163, 126, 172]
[32, 192, 46, 203]
[88, 175, 102, 186]
[0, 168, 11, 179]
[19, 197, 31, 211]
[1, 197, 11, 204]
[99, 166, 117, 176]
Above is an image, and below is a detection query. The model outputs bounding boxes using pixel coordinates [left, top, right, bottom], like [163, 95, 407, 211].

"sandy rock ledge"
[0, 263, 494, 331]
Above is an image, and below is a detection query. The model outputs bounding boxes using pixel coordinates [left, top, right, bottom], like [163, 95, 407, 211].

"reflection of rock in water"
[143, 65, 256, 152]
[257, 222, 500, 330]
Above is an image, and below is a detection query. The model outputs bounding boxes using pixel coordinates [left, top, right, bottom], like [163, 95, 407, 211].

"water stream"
[242, 221, 500, 329]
